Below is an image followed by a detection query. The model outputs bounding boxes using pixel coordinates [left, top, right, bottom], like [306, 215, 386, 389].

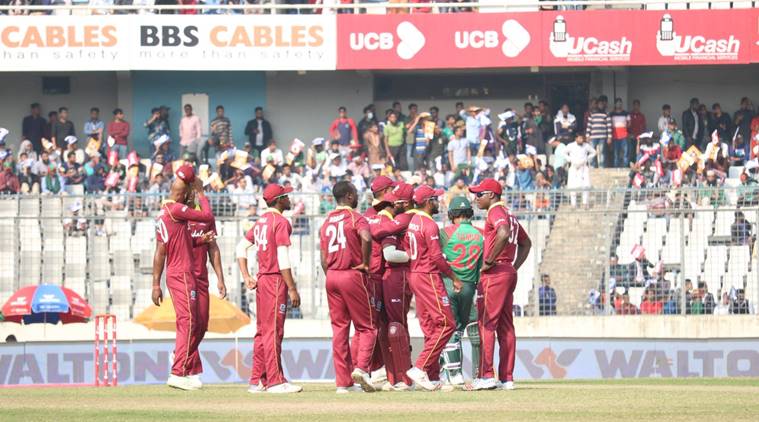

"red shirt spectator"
[330, 107, 358, 147]
[107, 109, 130, 146]
[629, 112, 647, 138]
[640, 299, 663, 314]
[616, 294, 640, 315]
[663, 144, 682, 162]
[0, 162, 20, 193]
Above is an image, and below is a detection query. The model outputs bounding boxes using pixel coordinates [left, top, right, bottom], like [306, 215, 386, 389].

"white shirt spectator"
[260, 147, 284, 167]
[565, 139, 597, 207]
[447, 136, 469, 168]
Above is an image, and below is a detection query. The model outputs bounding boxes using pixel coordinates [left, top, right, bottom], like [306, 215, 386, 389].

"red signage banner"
[751, 8, 759, 63]
[337, 12, 541, 70]
[337, 9, 757, 70]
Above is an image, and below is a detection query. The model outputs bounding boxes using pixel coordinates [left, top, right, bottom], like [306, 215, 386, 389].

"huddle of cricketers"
[152, 164, 532, 393]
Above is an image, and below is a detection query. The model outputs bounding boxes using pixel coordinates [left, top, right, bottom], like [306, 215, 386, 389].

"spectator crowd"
[1, 96, 758, 215]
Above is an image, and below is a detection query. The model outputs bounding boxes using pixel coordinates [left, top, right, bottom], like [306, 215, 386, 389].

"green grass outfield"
[2, 378, 759, 421]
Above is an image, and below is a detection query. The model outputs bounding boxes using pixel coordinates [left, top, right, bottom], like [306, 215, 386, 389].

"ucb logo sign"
[453, 20, 531, 58]
[655, 14, 740, 59]
[349, 21, 425, 60]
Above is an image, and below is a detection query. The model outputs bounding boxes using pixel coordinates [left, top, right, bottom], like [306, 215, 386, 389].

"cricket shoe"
[392, 382, 412, 392]
[370, 367, 387, 386]
[351, 368, 376, 392]
[247, 381, 266, 394]
[336, 384, 364, 394]
[188, 374, 203, 390]
[466, 377, 498, 391]
[406, 367, 437, 391]
[267, 382, 303, 394]
[501, 381, 515, 390]
[167, 375, 199, 391]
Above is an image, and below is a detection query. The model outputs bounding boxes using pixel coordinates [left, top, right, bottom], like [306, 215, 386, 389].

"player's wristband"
[152, 286, 162, 290]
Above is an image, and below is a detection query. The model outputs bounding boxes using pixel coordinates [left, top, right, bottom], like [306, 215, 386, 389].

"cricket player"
[371, 182, 416, 390]
[186, 187, 228, 387]
[320, 181, 376, 393]
[468, 178, 531, 391]
[354, 175, 397, 388]
[405, 185, 462, 391]
[236, 183, 302, 394]
[152, 164, 215, 391]
[438, 196, 484, 386]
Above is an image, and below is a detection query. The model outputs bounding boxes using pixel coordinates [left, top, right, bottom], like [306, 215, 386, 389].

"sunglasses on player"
[475, 191, 492, 198]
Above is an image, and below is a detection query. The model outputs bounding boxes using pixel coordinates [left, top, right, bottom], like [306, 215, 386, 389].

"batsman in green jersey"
[439, 196, 484, 386]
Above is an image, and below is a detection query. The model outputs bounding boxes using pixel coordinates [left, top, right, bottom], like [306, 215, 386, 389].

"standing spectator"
[657, 104, 672, 133]
[681, 98, 702, 149]
[586, 98, 612, 168]
[43, 110, 57, 142]
[52, 107, 75, 149]
[548, 137, 567, 186]
[537, 100, 554, 143]
[22, 102, 46, 154]
[447, 122, 470, 173]
[179, 104, 203, 160]
[697, 104, 711, 148]
[538, 274, 557, 316]
[363, 122, 384, 167]
[407, 111, 433, 170]
[751, 108, 759, 147]
[208, 105, 231, 161]
[497, 110, 522, 155]
[564, 134, 596, 208]
[404, 103, 419, 170]
[554, 104, 576, 144]
[383, 111, 406, 169]
[734, 97, 754, 143]
[609, 98, 631, 168]
[522, 104, 544, 154]
[84, 107, 104, 142]
[708, 103, 732, 142]
[145, 106, 171, 145]
[329, 106, 358, 150]
[107, 108, 130, 159]
[629, 99, 647, 155]
[730, 289, 753, 314]
[244, 106, 272, 158]
[639, 287, 663, 314]
[714, 292, 731, 315]
[356, 105, 376, 142]
[0, 160, 20, 194]
[460, 105, 487, 156]
[698, 282, 715, 315]
[616, 292, 639, 315]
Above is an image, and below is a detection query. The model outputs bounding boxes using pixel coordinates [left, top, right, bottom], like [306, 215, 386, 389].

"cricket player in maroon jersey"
[319, 181, 376, 393]
[468, 178, 531, 391]
[236, 183, 302, 394]
[370, 182, 416, 390]
[151, 164, 215, 391]
[352, 175, 397, 388]
[185, 187, 227, 386]
[405, 185, 463, 391]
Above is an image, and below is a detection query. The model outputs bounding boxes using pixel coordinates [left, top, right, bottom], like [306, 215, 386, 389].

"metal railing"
[0, 185, 757, 320]
[0, 0, 748, 15]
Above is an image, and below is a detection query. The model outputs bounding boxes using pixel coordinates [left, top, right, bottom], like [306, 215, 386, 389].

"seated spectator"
[662, 290, 679, 315]
[229, 175, 256, 217]
[616, 292, 640, 315]
[608, 255, 631, 287]
[260, 141, 284, 167]
[730, 134, 747, 166]
[639, 287, 663, 315]
[538, 274, 557, 316]
[698, 282, 715, 314]
[62, 152, 84, 186]
[17, 160, 39, 193]
[737, 169, 759, 206]
[18, 139, 38, 163]
[0, 161, 20, 194]
[85, 164, 106, 193]
[731, 211, 754, 246]
[64, 135, 85, 165]
[730, 288, 754, 314]
[63, 201, 88, 236]
[39, 165, 61, 194]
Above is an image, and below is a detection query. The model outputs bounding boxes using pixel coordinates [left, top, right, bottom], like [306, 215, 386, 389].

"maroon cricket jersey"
[483, 202, 528, 270]
[245, 209, 292, 276]
[366, 207, 394, 276]
[187, 215, 217, 282]
[406, 211, 454, 278]
[156, 196, 214, 274]
[320, 206, 370, 270]
[372, 211, 413, 270]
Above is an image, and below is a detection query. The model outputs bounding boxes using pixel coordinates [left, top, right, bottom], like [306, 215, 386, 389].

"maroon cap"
[175, 164, 196, 184]
[263, 184, 293, 203]
[385, 182, 414, 203]
[370, 176, 396, 193]
[468, 178, 502, 195]
[413, 185, 445, 204]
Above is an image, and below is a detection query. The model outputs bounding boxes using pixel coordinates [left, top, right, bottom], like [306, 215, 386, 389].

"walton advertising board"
[2, 338, 759, 385]
[0, 10, 756, 71]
